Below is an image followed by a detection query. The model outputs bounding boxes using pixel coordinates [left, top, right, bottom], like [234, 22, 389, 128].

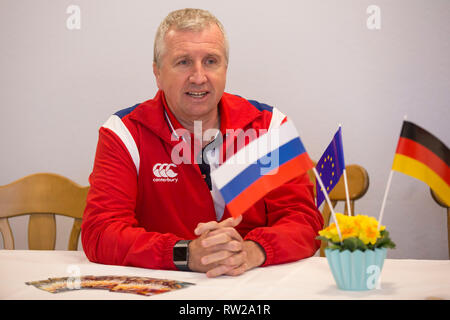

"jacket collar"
[129, 90, 262, 144]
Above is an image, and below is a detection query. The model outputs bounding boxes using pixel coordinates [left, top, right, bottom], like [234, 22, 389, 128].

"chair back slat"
[68, 218, 83, 251]
[0, 218, 14, 249]
[28, 213, 56, 250]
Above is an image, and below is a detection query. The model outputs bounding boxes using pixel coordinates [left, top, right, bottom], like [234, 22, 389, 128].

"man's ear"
[153, 62, 162, 90]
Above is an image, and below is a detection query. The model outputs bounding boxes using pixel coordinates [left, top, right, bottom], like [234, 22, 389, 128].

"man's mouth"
[186, 91, 208, 98]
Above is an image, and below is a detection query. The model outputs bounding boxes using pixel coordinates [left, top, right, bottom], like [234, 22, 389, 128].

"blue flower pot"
[324, 248, 387, 291]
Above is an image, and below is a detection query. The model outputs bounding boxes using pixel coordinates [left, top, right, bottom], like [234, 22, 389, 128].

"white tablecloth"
[0, 250, 449, 300]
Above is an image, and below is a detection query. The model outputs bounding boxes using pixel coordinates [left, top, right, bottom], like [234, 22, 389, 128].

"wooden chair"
[308, 164, 370, 256]
[430, 188, 450, 258]
[0, 173, 89, 250]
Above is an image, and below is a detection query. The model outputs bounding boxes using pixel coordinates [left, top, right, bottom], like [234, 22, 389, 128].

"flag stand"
[313, 167, 343, 242]
[343, 169, 352, 216]
[339, 124, 352, 216]
[378, 170, 394, 230]
[378, 115, 407, 230]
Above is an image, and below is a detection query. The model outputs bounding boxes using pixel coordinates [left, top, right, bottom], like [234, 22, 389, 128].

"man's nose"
[189, 62, 207, 85]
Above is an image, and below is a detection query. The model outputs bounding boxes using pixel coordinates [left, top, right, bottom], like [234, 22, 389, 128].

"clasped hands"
[188, 215, 265, 278]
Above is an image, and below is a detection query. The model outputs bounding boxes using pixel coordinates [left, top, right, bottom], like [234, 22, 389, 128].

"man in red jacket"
[81, 8, 323, 278]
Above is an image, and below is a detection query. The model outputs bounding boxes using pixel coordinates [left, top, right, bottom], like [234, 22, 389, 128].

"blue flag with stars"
[316, 127, 345, 208]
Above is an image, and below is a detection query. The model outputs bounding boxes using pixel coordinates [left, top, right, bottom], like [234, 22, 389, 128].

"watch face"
[173, 245, 188, 262]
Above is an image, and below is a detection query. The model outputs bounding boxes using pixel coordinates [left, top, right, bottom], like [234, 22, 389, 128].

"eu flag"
[316, 127, 345, 207]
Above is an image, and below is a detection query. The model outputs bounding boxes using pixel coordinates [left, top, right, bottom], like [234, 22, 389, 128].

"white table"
[0, 250, 449, 300]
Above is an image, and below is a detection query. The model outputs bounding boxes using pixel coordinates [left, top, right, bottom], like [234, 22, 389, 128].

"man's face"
[153, 24, 227, 124]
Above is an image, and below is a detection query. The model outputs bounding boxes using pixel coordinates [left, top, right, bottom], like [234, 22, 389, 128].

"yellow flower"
[359, 223, 379, 244]
[357, 215, 385, 245]
[340, 222, 359, 240]
[319, 224, 340, 243]
[318, 213, 386, 244]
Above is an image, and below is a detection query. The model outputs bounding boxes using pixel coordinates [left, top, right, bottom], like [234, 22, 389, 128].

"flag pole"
[343, 170, 352, 215]
[378, 170, 394, 230]
[313, 167, 343, 242]
[339, 124, 352, 216]
[378, 115, 407, 230]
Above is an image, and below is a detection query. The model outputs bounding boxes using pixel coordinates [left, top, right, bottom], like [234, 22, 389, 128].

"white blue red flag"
[211, 120, 314, 218]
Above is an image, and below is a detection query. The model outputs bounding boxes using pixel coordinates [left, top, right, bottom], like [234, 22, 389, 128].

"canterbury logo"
[152, 163, 178, 183]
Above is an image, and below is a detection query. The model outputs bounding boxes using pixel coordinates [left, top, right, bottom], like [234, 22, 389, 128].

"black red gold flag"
[393, 121, 449, 206]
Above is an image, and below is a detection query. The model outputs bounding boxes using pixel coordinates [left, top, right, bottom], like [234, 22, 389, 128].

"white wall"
[1, 0, 448, 259]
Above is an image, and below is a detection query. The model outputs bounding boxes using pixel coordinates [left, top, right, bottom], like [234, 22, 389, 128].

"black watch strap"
[173, 240, 191, 271]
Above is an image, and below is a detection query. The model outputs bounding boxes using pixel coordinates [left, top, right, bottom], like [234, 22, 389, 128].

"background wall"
[0, 0, 448, 259]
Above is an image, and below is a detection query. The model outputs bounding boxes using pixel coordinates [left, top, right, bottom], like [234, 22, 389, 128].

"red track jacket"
[81, 90, 323, 270]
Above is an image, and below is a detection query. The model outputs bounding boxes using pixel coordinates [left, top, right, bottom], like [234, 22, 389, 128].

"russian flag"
[211, 120, 314, 218]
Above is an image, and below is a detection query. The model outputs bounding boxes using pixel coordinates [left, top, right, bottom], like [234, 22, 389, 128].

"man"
[81, 8, 323, 278]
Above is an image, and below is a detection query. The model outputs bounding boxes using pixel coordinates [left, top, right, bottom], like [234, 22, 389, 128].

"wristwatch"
[173, 240, 191, 271]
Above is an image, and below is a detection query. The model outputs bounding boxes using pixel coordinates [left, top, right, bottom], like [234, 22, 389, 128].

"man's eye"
[205, 58, 217, 65]
[176, 59, 189, 66]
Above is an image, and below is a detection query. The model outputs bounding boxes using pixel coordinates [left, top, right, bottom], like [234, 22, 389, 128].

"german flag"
[393, 121, 449, 206]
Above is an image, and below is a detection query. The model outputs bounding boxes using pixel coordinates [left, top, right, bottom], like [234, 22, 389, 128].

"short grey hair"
[153, 8, 229, 67]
